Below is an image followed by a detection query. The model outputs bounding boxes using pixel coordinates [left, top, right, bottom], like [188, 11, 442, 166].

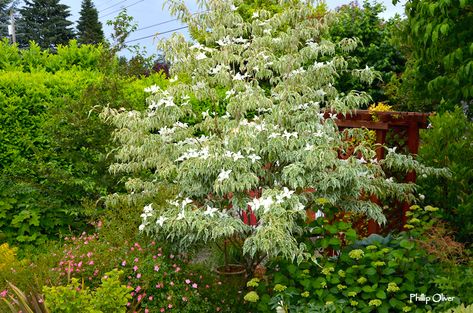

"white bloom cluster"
[139, 203, 155, 231]
[144, 85, 160, 93]
[222, 149, 261, 164]
[209, 64, 230, 75]
[217, 169, 232, 182]
[282, 131, 298, 140]
[248, 196, 274, 213]
[216, 35, 249, 47]
[176, 147, 211, 162]
[157, 122, 189, 139]
[276, 187, 295, 204]
[233, 72, 249, 81]
[176, 135, 210, 147]
[147, 91, 176, 114]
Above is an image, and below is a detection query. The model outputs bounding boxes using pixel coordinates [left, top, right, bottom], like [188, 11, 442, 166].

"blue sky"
[61, 0, 406, 58]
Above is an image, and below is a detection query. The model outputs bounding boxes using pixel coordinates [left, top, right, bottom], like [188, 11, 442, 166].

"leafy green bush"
[247, 205, 471, 313]
[330, 1, 406, 105]
[43, 269, 131, 313]
[418, 107, 473, 244]
[0, 40, 168, 245]
[0, 39, 103, 73]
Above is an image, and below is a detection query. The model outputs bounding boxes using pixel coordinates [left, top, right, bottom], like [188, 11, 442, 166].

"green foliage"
[248, 206, 471, 312]
[0, 39, 104, 72]
[2, 281, 49, 313]
[43, 269, 131, 313]
[77, 0, 104, 45]
[444, 304, 473, 313]
[396, 0, 473, 114]
[0, 41, 169, 245]
[17, 0, 75, 49]
[418, 108, 473, 243]
[330, 1, 406, 105]
[104, 0, 446, 278]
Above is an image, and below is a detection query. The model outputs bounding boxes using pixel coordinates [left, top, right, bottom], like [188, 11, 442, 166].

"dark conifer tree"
[77, 0, 104, 45]
[17, 0, 74, 49]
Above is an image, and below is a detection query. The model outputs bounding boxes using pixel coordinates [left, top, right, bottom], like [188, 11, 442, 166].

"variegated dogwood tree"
[102, 0, 444, 272]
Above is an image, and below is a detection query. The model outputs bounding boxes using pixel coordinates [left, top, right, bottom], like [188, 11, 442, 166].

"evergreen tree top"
[77, 0, 104, 45]
[17, 0, 74, 49]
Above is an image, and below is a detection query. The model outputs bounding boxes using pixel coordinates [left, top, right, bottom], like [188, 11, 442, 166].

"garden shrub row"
[0, 41, 168, 245]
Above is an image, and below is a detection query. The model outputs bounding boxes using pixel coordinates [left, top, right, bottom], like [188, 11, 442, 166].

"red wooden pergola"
[325, 110, 431, 234]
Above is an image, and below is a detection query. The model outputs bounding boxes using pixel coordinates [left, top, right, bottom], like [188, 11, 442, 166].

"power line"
[100, 0, 144, 19]
[99, 0, 130, 13]
[96, 0, 119, 9]
[134, 10, 208, 32]
[125, 25, 188, 44]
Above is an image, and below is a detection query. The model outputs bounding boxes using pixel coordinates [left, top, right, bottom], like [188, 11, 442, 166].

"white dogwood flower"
[248, 154, 261, 163]
[156, 216, 168, 226]
[204, 205, 218, 217]
[195, 52, 207, 60]
[217, 169, 232, 182]
[176, 211, 186, 220]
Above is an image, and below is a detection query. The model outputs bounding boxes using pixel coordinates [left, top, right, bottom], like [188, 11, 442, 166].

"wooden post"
[402, 120, 420, 227]
[367, 129, 387, 234]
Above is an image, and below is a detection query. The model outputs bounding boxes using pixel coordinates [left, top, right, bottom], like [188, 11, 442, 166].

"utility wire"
[134, 10, 208, 32]
[100, 0, 144, 18]
[96, 0, 119, 9]
[99, 0, 130, 13]
[125, 25, 188, 44]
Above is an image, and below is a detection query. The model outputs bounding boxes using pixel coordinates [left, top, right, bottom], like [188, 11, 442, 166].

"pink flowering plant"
[50, 233, 229, 312]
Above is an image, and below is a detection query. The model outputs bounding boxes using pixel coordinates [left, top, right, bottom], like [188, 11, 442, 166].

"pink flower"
[127, 302, 131, 307]
[153, 255, 157, 259]
[168, 304, 173, 309]
[185, 279, 191, 284]
[175, 267, 181, 272]
[182, 296, 188, 302]
[136, 286, 141, 292]
[145, 309, 149, 313]
[134, 258, 139, 263]
[154, 265, 160, 272]
[133, 265, 138, 272]
[88, 261, 94, 265]
[170, 254, 175, 259]
[77, 261, 83, 268]
[87, 252, 93, 258]
[151, 241, 156, 246]
[160, 308, 165, 312]
[158, 253, 162, 257]
[156, 284, 161, 289]
[0, 290, 8, 298]
[192, 283, 198, 289]
[137, 273, 142, 279]
[137, 295, 143, 302]
[122, 260, 126, 266]
[205, 284, 210, 289]
[149, 296, 154, 301]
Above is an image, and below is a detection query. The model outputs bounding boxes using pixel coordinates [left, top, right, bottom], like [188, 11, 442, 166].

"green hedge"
[0, 41, 168, 245]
